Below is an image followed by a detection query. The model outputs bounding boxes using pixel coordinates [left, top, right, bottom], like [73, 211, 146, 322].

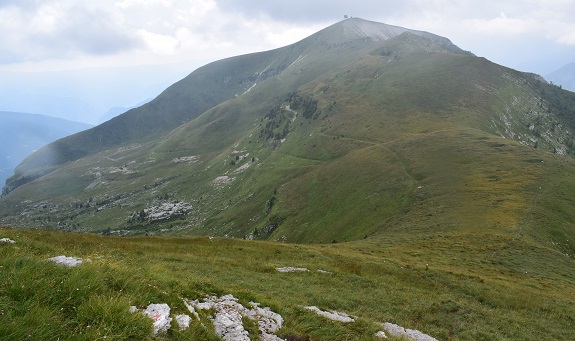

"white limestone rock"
[143, 303, 172, 334]
[47, 255, 82, 267]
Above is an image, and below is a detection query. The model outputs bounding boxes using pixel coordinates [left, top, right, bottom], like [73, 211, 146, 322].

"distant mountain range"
[0, 112, 91, 188]
[97, 98, 153, 124]
[0, 63, 193, 124]
[547, 62, 575, 91]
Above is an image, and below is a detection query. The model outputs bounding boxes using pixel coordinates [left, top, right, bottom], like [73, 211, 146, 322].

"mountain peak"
[313, 18, 458, 50]
[340, 18, 412, 41]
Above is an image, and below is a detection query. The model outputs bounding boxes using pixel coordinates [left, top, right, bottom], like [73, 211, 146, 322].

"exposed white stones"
[276, 267, 331, 274]
[303, 306, 355, 323]
[286, 54, 306, 70]
[0, 237, 15, 244]
[143, 201, 192, 222]
[143, 303, 172, 335]
[232, 162, 252, 174]
[212, 175, 235, 188]
[85, 180, 99, 190]
[213, 305, 250, 340]
[285, 105, 298, 122]
[172, 155, 200, 164]
[131, 304, 189, 333]
[317, 269, 333, 274]
[47, 255, 83, 267]
[374, 330, 388, 339]
[128, 295, 438, 340]
[244, 301, 283, 336]
[182, 301, 201, 320]
[176, 314, 192, 330]
[187, 294, 284, 341]
[275, 267, 309, 273]
[381, 322, 438, 341]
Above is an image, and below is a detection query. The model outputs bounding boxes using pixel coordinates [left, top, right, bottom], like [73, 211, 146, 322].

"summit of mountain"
[326, 17, 457, 47]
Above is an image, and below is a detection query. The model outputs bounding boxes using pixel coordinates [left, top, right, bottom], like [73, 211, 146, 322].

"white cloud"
[556, 30, 575, 45]
[463, 12, 537, 37]
[138, 29, 179, 55]
[0, 1, 143, 64]
[29, 3, 63, 35]
[115, 0, 173, 9]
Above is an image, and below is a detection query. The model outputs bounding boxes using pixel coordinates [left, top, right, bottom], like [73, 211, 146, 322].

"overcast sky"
[1, 0, 574, 75]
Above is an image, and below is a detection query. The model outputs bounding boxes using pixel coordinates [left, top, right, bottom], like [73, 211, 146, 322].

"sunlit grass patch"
[2, 227, 575, 339]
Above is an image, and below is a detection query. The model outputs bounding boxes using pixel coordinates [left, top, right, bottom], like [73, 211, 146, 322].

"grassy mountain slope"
[3, 20, 575, 248]
[3, 19, 455, 197]
[3, 17, 575, 340]
[2, 227, 575, 340]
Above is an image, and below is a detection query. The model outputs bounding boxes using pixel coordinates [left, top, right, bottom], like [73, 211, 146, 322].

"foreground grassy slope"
[1, 227, 575, 340]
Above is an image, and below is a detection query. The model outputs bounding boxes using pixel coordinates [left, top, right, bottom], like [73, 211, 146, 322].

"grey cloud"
[1, 1, 143, 63]
[215, 0, 412, 23]
[54, 5, 144, 55]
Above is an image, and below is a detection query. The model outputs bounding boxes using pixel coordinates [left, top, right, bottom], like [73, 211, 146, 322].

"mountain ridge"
[1, 18, 575, 249]
[2, 18, 465, 196]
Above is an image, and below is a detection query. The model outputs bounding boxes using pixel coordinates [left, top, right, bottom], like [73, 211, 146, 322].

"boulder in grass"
[143, 303, 172, 334]
[176, 314, 191, 330]
[47, 255, 82, 267]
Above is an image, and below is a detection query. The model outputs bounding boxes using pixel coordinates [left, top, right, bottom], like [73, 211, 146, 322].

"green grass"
[2, 227, 575, 340]
[3, 20, 575, 339]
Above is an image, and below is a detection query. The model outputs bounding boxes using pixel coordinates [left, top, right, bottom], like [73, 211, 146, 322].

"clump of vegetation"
[260, 107, 291, 142]
[286, 92, 319, 119]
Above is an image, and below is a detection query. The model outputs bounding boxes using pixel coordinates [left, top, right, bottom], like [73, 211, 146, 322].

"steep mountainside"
[547, 61, 575, 91]
[2, 19, 462, 196]
[2, 18, 575, 252]
[4, 18, 575, 341]
[0, 112, 91, 190]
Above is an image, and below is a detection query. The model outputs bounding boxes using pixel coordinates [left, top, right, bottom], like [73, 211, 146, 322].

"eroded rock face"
[145, 201, 192, 222]
[130, 200, 192, 223]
